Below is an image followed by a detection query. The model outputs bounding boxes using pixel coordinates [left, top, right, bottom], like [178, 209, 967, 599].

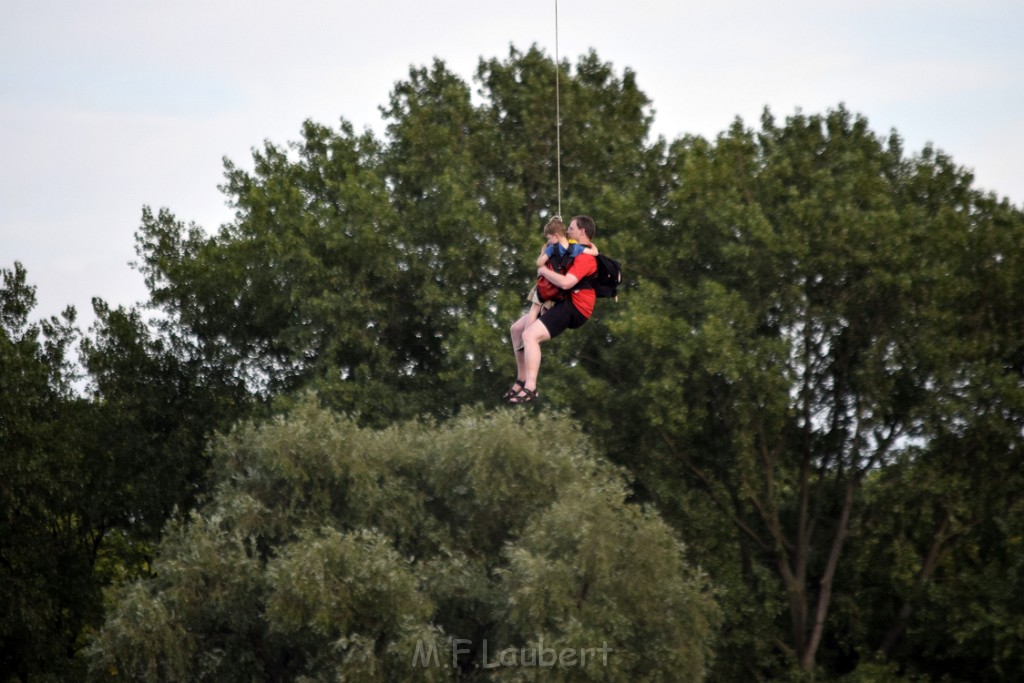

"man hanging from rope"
[506, 215, 598, 404]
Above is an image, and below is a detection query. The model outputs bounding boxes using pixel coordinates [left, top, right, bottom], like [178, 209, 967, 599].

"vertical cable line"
[555, 0, 562, 218]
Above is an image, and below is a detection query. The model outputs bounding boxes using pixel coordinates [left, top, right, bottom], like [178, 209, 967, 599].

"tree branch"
[877, 510, 956, 658]
[801, 476, 856, 671]
[657, 426, 772, 552]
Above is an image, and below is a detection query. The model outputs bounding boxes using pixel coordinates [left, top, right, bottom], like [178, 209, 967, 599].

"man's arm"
[537, 267, 579, 290]
[538, 252, 597, 290]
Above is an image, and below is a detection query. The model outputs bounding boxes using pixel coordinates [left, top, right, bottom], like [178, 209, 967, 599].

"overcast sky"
[3, 0, 1022, 327]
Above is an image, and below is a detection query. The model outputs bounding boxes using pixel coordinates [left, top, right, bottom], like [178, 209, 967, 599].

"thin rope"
[555, 0, 562, 219]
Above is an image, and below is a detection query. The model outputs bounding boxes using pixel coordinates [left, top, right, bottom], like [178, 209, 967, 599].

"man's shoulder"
[569, 251, 597, 274]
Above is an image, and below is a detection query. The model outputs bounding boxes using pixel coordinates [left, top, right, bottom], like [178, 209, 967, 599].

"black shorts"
[538, 299, 589, 339]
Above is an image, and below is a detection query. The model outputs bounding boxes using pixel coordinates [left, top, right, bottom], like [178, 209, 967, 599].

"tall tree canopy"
[1, 264, 248, 681]
[575, 107, 1024, 679]
[134, 46, 655, 422]
[1, 263, 95, 680]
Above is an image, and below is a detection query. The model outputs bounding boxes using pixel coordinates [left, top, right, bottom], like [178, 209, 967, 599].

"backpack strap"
[551, 245, 575, 273]
[569, 251, 596, 291]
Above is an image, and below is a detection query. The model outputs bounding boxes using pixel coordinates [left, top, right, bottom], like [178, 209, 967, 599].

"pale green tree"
[88, 401, 718, 682]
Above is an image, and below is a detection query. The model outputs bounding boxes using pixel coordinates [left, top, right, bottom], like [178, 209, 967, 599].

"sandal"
[502, 379, 525, 400]
[508, 388, 539, 404]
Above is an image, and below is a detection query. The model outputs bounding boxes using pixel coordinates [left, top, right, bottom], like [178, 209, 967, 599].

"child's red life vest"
[536, 248, 576, 302]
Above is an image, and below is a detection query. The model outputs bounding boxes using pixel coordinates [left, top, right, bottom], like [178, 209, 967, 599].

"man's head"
[543, 216, 567, 239]
[568, 215, 596, 242]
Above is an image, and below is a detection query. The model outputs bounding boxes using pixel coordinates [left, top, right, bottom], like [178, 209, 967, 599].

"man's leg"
[509, 312, 532, 387]
[521, 318, 551, 392]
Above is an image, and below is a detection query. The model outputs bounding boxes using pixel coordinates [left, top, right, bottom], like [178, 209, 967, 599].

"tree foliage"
[575, 108, 1024, 679]
[1, 263, 97, 681]
[1, 265, 249, 682]
[88, 401, 719, 682]
[132, 46, 657, 422]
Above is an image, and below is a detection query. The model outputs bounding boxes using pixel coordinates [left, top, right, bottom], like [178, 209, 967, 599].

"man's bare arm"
[537, 267, 579, 290]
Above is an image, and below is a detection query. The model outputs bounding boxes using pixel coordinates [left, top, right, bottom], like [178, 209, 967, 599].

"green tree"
[0, 262, 252, 681]
[134, 121, 412, 415]
[80, 299, 250, 537]
[574, 108, 1024, 678]
[134, 46, 660, 421]
[88, 401, 719, 681]
[835, 162, 1024, 681]
[1, 262, 95, 681]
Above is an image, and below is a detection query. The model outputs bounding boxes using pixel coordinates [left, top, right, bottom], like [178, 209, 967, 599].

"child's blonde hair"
[543, 216, 566, 238]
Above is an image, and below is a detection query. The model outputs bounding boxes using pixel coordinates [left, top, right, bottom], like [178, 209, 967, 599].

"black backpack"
[551, 248, 623, 301]
[589, 254, 622, 300]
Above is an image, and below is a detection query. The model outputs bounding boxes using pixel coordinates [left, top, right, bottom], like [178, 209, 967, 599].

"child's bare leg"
[524, 302, 542, 328]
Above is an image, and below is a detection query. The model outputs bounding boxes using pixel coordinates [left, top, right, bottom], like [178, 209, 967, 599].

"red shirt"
[566, 253, 597, 318]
